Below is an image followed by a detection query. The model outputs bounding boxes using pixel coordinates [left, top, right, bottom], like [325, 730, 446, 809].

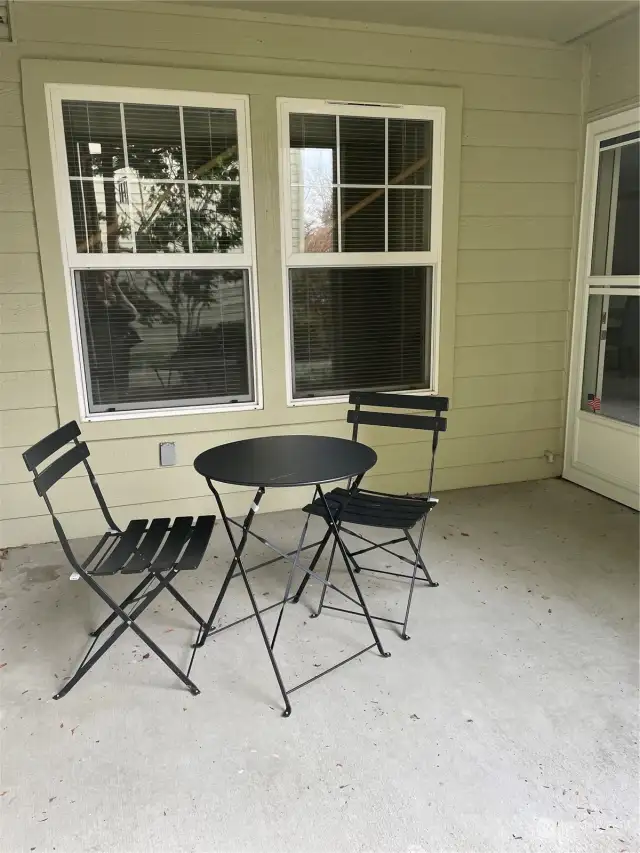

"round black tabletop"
[194, 434, 377, 488]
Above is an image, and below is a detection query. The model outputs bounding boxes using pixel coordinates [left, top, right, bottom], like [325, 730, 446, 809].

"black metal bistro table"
[190, 435, 390, 716]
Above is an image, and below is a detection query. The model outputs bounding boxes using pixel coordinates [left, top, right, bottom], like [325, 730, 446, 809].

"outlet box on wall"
[159, 442, 176, 466]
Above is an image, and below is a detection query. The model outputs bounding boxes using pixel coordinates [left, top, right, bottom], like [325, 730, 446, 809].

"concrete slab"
[0, 479, 637, 853]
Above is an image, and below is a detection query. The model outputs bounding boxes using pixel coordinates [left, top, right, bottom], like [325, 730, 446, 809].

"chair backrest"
[347, 391, 449, 496]
[22, 421, 119, 552]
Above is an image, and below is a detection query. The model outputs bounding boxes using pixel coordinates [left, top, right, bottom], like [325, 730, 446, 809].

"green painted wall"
[0, 2, 585, 546]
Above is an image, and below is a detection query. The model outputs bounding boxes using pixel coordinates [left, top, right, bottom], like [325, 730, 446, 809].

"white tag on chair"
[70, 572, 80, 580]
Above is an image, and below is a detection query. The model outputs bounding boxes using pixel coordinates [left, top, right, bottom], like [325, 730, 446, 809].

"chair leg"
[55, 568, 200, 699]
[405, 528, 438, 587]
[401, 520, 431, 641]
[89, 574, 154, 638]
[315, 486, 390, 659]
[311, 536, 338, 618]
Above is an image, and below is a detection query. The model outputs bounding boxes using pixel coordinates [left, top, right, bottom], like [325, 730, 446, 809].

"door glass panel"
[582, 294, 640, 426]
[591, 139, 640, 275]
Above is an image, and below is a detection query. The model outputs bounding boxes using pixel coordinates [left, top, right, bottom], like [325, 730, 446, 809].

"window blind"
[290, 266, 430, 398]
[288, 112, 432, 254]
[55, 89, 256, 417]
[62, 100, 242, 255]
[76, 269, 253, 412]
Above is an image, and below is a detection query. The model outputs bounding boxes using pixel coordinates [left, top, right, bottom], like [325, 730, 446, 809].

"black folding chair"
[294, 391, 448, 640]
[22, 421, 215, 699]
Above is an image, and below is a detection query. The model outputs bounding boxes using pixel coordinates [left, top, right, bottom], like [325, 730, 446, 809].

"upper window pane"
[288, 109, 434, 254]
[183, 107, 239, 180]
[123, 103, 183, 180]
[62, 101, 124, 178]
[339, 116, 385, 185]
[61, 97, 246, 256]
[289, 113, 337, 184]
[189, 184, 243, 253]
[388, 119, 432, 186]
[591, 139, 640, 276]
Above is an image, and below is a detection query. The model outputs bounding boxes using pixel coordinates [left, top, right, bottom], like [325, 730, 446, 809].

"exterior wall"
[0, 2, 583, 547]
[581, 9, 640, 119]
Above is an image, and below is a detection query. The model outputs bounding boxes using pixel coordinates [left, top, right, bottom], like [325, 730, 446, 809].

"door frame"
[564, 106, 640, 509]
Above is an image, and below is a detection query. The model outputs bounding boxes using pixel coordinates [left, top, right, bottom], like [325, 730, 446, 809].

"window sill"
[287, 389, 438, 407]
[82, 400, 262, 423]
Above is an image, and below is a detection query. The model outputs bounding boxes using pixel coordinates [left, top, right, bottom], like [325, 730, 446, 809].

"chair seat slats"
[121, 518, 172, 574]
[152, 517, 194, 570]
[174, 515, 215, 571]
[93, 519, 148, 575]
[304, 489, 434, 529]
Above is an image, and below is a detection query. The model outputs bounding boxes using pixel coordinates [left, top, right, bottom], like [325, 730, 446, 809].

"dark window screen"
[290, 266, 431, 398]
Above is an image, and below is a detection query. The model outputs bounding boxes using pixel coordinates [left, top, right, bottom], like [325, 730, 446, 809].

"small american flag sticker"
[587, 394, 601, 413]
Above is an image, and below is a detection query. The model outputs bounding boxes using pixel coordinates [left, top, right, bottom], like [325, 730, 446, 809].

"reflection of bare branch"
[77, 144, 238, 252]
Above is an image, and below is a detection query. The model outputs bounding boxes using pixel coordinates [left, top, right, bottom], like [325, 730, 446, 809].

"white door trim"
[563, 106, 640, 509]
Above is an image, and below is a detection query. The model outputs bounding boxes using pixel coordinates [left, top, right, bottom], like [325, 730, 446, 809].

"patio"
[1, 478, 637, 853]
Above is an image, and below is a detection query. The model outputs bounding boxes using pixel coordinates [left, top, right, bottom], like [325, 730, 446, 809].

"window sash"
[278, 97, 444, 266]
[49, 84, 255, 269]
[75, 268, 255, 414]
[289, 265, 433, 400]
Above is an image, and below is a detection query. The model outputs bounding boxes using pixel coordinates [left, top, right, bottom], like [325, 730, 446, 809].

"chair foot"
[382, 651, 392, 657]
[282, 707, 292, 718]
[53, 693, 61, 700]
[401, 633, 410, 641]
[189, 685, 200, 696]
[310, 612, 320, 619]
[428, 581, 440, 588]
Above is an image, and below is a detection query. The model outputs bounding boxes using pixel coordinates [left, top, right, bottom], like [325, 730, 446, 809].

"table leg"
[196, 483, 292, 717]
[269, 511, 311, 650]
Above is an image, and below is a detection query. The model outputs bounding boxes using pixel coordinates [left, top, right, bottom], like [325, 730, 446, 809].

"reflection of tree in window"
[63, 100, 251, 410]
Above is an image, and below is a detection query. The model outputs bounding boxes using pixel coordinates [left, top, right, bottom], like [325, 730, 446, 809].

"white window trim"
[277, 96, 445, 406]
[46, 82, 262, 422]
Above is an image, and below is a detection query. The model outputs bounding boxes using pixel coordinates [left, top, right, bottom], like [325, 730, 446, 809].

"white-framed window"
[278, 98, 445, 404]
[47, 84, 260, 420]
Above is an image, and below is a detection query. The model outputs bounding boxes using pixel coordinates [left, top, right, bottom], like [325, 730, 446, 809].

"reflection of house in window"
[117, 177, 128, 204]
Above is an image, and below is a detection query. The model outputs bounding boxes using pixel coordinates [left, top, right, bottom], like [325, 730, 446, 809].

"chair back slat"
[349, 391, 449, 413]
[23, 421, 120, 536]
[346, 390, 449, 499]
[347, 409, 447, 433]
[34, 442, 90, 496]
[23, 421, 81, 471]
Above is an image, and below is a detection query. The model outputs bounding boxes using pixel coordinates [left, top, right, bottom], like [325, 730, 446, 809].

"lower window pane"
[75, 269, 254, 413]
[290, 266, 431, 399]
[581, 293, 639, 426]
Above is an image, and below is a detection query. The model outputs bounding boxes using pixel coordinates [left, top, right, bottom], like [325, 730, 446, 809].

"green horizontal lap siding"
[0, 1, 582, 546]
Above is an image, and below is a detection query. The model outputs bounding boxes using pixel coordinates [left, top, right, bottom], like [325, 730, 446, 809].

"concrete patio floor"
[0, 478, 638, 853]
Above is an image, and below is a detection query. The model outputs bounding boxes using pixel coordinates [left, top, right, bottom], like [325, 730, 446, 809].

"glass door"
[565, 109, 640, 508]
